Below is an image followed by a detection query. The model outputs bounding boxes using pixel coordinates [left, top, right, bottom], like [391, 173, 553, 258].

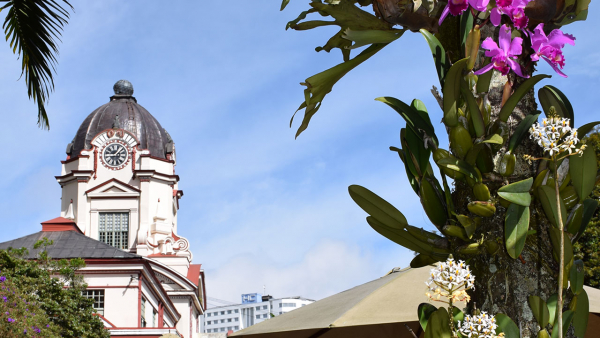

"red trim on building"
[138, 273, 143, 327]
[94, 313, 117, 328]
[158, 303, 164, 328]
[186, 264, 201, 287]
[41, 217, 82, 234]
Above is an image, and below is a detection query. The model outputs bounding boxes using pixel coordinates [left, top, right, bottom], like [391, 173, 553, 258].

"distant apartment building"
[201, 294, 314, 334]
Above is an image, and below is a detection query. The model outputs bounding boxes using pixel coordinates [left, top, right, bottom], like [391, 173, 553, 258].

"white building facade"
[0, 80, 206, 338]
[201, 296, 314, 334]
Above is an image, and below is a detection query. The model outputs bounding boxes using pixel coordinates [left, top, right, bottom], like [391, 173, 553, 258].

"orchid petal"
[507, 58, 528, 78]
[474, 62, 494, 75]
[499, 25, 512, 53]
[481, 37, 500, 52]
[547, 29, 576, 49]
[490, 8, 502, 26]
[508, 37, 523, 57]
[469, 0, 489, 11]
[439, 6, 451, 26]
[543, 57, 568, 78]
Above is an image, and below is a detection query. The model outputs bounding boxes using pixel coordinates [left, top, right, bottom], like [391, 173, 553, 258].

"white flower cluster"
[425, 258, 475, 303]
[529, 117, 584, 156]
[458, 312, 502, 338]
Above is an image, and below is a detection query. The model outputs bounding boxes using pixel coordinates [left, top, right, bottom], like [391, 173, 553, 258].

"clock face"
[102, 143, 128, 168]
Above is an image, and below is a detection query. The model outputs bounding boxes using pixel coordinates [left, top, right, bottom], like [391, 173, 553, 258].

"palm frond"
[1, 0, 73, 129]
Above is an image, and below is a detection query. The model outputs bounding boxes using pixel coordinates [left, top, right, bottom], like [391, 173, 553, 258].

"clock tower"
[56, 80, 191, 274]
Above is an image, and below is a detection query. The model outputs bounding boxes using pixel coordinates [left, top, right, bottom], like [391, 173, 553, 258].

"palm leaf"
[1, 0, 73, 129]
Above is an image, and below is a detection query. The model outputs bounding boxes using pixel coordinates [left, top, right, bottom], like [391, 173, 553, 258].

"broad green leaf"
[377, 96, 439, 145]
[401, 128, 422, 178]
[411, 99, 435, 135]
[570, 146, 597, 202]
[499, 178, 534, 193]
[574, 289, 589, 337]
[538, 329, 550, 338]
[552, 310, 575, 338]
[420, 29, 451, 87]
[570, 260, 584, 295]
[461, 82, 485, 137]
[528, 295, 550, 328]
[437, 157, 479, 182]
[391, 147, 420, 195]
[349, 185, 408, 229]
[499, 74, 551, 122]
[280, 0, 291, 10]
[460, 11, 474, 58]
[406, 127, 431, 178]
[575, 199, 599, 241]
[425, 307, 451, 338]
[505, 204, 529, 258]
[547, 294, 558, 325]
[418, 303, 438, 331]
[366, 217, 450, 257]
[539, 86, 574, 126]
[476, 58, 493, 93]
[508, 113, 541, 152]
[411, 254, 440, 268]
[538, 185, 568, 228]
[567, 203, 584, 235]
[483, 134, 504, 144]
[495, 313, 519, 338]
[577, 121, 600, 137]
[342, 28, 405, 49]
[498, 192, 532, 206]
[453, 307, 464, 325]
[443, 58, 469, 127]
[292, 43, 388, 138]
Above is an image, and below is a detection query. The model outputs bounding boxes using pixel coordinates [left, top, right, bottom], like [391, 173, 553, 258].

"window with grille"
[82, 290, 105, 315]
[99, 212, 129, 249]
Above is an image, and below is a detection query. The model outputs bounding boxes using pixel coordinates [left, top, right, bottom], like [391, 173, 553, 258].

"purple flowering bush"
[0, 277, 61, 337]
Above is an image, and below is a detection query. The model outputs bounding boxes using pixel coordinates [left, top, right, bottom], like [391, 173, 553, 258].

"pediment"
[86, 178, 141, 198]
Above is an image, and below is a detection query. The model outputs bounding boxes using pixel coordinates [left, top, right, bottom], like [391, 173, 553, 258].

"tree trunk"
[450, 24, 568, 338]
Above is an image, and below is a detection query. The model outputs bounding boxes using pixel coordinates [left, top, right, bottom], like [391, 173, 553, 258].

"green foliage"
[495, 313, 520, 338]
[528, 295, 550, 328]
[0, 244, 109, 338]
[573, 128, 600, 287]
[424, 307, 451, 338]
[1, 0, 73, 129]
[418, 303, 437, 331]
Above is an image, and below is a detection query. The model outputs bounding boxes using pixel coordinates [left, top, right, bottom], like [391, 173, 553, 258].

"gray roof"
[67, 81, 172, 159]
[0, 231, 141, 259]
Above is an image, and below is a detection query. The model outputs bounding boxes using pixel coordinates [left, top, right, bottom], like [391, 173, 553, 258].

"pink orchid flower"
[529, 23, 575, 78]
[490, 0, 532, 30]
[474, 24, 528, 78]
[439, 0, 490, 26]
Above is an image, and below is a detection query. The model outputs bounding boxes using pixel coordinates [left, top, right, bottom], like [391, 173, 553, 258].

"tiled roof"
[0, 231, 140, 259]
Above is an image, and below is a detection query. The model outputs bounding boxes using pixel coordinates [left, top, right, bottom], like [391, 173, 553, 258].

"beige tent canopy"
[230, 267, 600, 338]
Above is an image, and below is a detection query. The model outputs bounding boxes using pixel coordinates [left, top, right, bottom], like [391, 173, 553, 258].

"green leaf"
[495, 313, 520, 338]
[552, 310, 575, 338]
[499, 178, 534, 193]
[575, 199, 599, 241]
[547, 294, 558, 325]
[453, 307, 464, 325]
[280, 0, 291, 10]
[476, 58, 493, 93]
[460, 11, 474, 58]
[570, 260, 584, 295]
[577, 121, 600, 137]
[498, 192, 532, 206]
[549, 227, 574, 270]
[405, 126, 431, 178]
[376, 96, 438, 145]
[505, 204, 529, 258]
[401, 129, 422, 178]
[538, 329, 550, 338]
[420, 29, 451, 87]
[528, 295, 550, 328]
[391, 147, 420, 195]
[411, 254, 440, 268]
[483, 134, 504, 144]
[342, 28, 405, 49]
[292, 43, 388, 138]
[539, 86, 574, 126]
[574, 289, 589, 337]
[443, 58, 469, 127]
[499, 74, 551, 122]
[425, 307, 451, 338]
[418, 303, 438, 331]
[437, 157, 480, 182]
[508, 113, 541, 152]
[569, 146, 597, 202]
[411, 99, 435, 135]
[461, 81, 485, 137]
[349, 185, 408, 229]
[538, 185, 568, 228]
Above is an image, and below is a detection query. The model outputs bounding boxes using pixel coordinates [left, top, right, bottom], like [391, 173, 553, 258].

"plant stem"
[449, 298, 457, 338]
[554, 159, 564, 338]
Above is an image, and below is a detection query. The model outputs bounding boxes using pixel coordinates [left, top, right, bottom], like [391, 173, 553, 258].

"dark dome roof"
[68, 81, 173, 159]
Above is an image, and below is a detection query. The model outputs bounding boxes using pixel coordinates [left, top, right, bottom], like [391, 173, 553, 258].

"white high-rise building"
[201, 295, 314, 334]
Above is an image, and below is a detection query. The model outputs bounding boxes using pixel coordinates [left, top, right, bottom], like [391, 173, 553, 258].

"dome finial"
[113, 80, 134, 96]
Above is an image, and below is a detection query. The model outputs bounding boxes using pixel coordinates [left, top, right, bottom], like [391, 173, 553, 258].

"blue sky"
[0, 1, 598, 306]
